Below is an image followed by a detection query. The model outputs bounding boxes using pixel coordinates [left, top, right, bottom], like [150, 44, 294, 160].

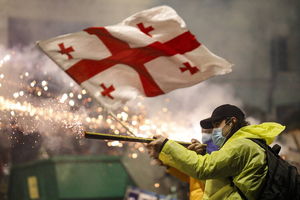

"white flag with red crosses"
[38, 6, 232, 109]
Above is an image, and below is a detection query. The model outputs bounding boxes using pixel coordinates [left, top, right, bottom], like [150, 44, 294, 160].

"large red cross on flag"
[38, 6, 232, 109]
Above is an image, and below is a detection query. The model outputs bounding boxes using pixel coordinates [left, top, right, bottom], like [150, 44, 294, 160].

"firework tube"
[84, 131, 192, 147]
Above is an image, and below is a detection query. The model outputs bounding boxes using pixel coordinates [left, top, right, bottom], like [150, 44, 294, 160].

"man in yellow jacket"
[147, 104, 285, 200]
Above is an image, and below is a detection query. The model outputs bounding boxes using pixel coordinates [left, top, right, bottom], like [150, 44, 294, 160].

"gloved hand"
[187, 139, 207, 155]
[146, 135, 168, 160]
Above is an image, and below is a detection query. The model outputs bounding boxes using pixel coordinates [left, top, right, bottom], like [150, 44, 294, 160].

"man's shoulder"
[220, 138, 266, 167]
[224, 137, 265, 153]
[225, 137, 250, 145]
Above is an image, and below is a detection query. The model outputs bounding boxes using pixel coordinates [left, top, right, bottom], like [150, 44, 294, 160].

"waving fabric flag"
[38, 6, 232, 109]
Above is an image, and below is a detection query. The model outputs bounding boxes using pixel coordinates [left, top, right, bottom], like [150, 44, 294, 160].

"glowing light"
[131, 120, 137, 126]
[3, 54, 11, 62]
[121, 112, 128, 121]
[13, 93, 19, 98]
[110, 125, 115, 129]
[41, 80, 48, 86]
[138, 147, 144, 152]
[0, 54, 11, 66]
[82, 89, 87, 95]
[69, 100, 75, 107]
[30, 110, 36, 116]
[43, 86, 48, 91]
[77, 94, 82, 99]
[111, 141, 120, 147]
[85, 117, 91, 123]
[19, 91, 24, 96]
[59, 94, 68, 103]
[69, 92, 74, 98]
[131, 153, 138, 159]
[0, 74, 4, 79]
[30, 81, 36, 87]
[25, 72, 29, 77]
[154, 183, 160, 188]
[37, 91, 42, 96]
[123, 106, 129, 112]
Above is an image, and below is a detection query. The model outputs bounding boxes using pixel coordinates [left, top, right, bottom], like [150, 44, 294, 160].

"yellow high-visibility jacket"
[167, 167, 205, 200]
[159, 123, 285, 200]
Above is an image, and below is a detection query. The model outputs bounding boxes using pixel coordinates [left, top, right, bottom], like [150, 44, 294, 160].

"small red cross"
[180, 62, 199, 75]
[100, 83, 115, 99]
[58, 43, 74, 60]
[137, 23, 154, 36]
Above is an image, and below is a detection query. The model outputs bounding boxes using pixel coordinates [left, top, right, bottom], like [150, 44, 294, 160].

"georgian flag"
[38, 6, 232, 109]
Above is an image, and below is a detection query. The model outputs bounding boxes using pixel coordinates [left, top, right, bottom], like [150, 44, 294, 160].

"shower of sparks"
[0, 49, 199, 158]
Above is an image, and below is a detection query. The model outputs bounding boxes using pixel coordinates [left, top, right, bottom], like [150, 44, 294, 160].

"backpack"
[246, 138, 300, 200]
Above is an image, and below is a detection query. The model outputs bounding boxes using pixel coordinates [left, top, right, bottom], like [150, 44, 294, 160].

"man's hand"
[146, 135, 167, 160]
[187, 139, 207, 155]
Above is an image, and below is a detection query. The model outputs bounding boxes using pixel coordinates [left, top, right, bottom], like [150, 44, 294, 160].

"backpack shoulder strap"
[248, 138, 267, 148]
[247, 138, 281, 156]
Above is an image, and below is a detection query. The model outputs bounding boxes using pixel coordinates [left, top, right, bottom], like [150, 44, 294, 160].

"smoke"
[127, 80, 244, 142]
[0, 45, 100, 155]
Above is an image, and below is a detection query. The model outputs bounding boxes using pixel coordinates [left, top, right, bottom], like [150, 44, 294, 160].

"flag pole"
[84, 131, 192, 147]
[108, 111, 138, 137]
[103, 111, 194, 148]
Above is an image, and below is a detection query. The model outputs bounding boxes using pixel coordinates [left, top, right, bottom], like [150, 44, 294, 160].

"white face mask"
[202, 133, 212, 143]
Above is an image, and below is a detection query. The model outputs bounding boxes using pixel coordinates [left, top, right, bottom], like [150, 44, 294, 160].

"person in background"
[147, 104, 285, 200]
[198, 128, 219, 154]
[165, 128, 219, 200]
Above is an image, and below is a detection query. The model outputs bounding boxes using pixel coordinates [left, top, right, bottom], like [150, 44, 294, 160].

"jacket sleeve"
[158, 140, 249, 180]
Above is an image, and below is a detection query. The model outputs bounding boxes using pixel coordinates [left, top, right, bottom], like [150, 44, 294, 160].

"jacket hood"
[227, 122, 285, 145]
